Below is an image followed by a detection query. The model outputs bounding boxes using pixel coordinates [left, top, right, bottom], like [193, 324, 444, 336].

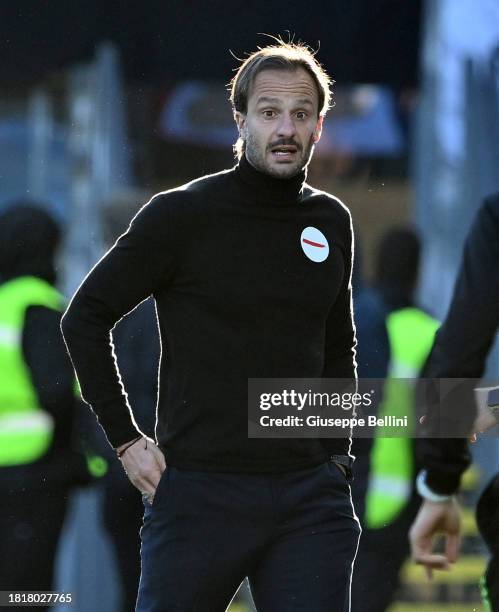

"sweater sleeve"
[61, 193, 178, 448]
[320, 209, 357, 459]
[322, 210, 357, 380]
[418, 193, 499, 494]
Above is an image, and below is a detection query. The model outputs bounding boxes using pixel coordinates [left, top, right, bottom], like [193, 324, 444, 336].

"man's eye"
[263, 110, 276, 118]
[296, 111, 308, 119]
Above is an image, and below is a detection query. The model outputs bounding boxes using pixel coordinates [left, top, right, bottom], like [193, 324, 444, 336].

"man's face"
[235, 67, 323, 179]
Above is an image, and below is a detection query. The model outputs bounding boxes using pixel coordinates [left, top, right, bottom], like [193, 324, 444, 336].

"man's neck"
[234, 154, 306, 205]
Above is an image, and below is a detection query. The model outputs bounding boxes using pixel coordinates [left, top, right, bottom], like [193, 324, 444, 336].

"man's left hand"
[409, 498, 461, 580]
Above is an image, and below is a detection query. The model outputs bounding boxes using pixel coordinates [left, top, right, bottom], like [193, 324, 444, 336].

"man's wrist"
[416, 470, 454, 503]
[116, 436, 144, 458]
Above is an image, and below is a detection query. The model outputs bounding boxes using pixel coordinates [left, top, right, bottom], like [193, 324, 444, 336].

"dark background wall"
[1, 0, 421, 88]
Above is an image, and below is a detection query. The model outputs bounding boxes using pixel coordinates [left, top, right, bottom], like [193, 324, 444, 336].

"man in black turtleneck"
[62, 41, 360, 612]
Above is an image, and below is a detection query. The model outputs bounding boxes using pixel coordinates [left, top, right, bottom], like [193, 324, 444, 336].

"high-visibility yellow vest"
[365, 307, 439, 528]
[0, 275, 64, 466]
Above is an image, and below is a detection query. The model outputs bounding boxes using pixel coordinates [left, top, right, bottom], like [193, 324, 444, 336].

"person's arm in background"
[22, 305, 91, 486]
[23, 306, 75, 441]
[60, 193, 183, 498]
[411, 193, 499, 575]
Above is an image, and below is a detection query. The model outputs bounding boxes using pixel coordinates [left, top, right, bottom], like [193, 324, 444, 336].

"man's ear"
[313, 115, 324, 143]
[234, 111, 246, 137]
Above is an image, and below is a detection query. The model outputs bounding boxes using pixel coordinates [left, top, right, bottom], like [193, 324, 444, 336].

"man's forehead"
[249, 68, 318, 106]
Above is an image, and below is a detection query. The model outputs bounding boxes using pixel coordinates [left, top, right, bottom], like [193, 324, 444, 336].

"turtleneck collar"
[233, 154, 307, 205]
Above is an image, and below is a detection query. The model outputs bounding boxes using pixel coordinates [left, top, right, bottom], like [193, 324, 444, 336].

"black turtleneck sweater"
[61, 156, 356, 473]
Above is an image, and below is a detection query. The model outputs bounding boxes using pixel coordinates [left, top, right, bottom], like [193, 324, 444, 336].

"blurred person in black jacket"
[0, 203, 92, 610]
[410, 193, 499, 611]
[350, 236, 390, 523]
[352, 227, 439, 612]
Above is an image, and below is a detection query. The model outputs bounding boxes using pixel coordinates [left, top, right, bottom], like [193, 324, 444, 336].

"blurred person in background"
[98, 195, 160, 612]
[61, 40, 360, 611]
[350, 235, 390, 522]
[410, 193, 499, 612]
[0, 203, 92, 609]
[352, 227, 439, 612]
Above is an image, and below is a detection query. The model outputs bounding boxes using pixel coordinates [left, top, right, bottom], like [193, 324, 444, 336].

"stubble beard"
[244, 133, 315, 179]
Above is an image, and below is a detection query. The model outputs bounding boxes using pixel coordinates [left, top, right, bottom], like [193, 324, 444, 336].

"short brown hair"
[229, 39, 333, 158]
[229, 39, 333, 117]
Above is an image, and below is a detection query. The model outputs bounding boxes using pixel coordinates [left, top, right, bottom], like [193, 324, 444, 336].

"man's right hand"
[116, 436, 167, 503]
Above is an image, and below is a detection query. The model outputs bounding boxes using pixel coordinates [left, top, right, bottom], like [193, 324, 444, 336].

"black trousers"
[0, 485, 68, 612]
[137, 461, 360, 612]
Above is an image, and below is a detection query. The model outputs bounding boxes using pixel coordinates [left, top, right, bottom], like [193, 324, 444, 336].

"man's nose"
[276, 113, 296, 138]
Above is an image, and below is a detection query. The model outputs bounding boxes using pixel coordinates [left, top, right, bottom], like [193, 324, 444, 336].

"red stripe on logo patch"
[302, 238, 325, 248]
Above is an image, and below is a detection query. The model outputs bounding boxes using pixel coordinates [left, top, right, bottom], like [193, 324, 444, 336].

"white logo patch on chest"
[300, 227, 329, 262]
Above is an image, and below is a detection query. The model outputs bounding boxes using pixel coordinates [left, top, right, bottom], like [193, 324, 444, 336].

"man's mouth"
[270, 145, 299, 161]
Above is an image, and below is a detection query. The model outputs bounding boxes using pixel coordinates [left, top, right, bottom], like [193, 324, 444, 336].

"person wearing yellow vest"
[0, 203, 92, 607]
[365, 308, 439, 528]
[352, 227, 439, 612]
